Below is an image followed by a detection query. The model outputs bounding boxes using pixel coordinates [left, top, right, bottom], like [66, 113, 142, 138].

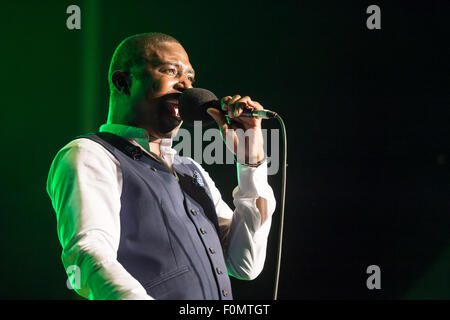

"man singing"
[46, 33, 276, 300]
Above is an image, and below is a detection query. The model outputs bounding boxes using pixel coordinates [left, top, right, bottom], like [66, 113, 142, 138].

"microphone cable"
[264, 110, 287, 300]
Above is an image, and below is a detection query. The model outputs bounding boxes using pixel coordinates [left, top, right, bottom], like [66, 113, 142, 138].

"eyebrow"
[159, 61, 195, 76]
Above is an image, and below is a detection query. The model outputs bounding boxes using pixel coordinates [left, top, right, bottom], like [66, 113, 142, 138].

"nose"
[174, 75, 193, 92]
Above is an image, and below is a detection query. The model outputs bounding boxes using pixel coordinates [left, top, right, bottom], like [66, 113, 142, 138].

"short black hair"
[108, 33, 180, 96]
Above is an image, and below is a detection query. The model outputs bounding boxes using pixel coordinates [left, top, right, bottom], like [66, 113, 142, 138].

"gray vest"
[82, 133, 233, 300]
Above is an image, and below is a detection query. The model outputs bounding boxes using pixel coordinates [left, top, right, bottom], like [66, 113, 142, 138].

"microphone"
[178, 88, 276, 126]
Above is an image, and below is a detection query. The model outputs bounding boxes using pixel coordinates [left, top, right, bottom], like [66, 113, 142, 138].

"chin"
[159, 119, 183, 138]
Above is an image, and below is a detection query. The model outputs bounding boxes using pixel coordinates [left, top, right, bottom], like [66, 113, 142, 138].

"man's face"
[130, 41, 195, 138]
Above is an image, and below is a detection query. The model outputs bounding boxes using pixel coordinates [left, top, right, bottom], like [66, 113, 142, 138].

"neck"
[107, 105, 177, 158]
[149, 139, 162, 157]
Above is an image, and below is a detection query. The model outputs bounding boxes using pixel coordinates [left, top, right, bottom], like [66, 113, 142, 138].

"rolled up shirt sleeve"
[46, 139, 153, 300]
[190, 159, 276, 280]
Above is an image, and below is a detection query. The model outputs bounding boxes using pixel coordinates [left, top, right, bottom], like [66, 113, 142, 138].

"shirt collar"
[99, 123, 175, 156]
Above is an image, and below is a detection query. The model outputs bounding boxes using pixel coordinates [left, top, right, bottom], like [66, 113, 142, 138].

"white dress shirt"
[46, 123, 276, 300]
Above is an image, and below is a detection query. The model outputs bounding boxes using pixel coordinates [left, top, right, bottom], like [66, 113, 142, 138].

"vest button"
[222, 290, 228, 297]
[216, 267, 223, 275]
[209, 248, 215, 254]
[190, 209, 197, 216]
[151, 167, 157, 172]
[200, 228, 206, 235]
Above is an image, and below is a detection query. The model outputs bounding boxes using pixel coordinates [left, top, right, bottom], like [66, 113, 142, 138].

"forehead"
[145, 42, 193, 70]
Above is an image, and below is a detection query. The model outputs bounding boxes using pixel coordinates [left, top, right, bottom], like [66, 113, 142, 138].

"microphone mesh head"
[178, 88, 218, 125]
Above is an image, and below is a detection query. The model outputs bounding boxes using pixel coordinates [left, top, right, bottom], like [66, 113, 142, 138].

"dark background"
[0, 0, 449, 299]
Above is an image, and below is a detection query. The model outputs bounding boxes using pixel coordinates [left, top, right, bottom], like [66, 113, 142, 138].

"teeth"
[174, 107, 179, 117]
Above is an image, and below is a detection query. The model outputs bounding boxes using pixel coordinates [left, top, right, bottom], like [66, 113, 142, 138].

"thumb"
[206, 108, 228, 132]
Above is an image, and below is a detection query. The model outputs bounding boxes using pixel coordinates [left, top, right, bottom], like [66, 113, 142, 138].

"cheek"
[151, 76, 173, 93]
[150, 79, 159, 92]
[142, 79, 163, 100]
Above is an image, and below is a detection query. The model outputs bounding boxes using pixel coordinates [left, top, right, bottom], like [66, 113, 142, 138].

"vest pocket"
[142, 265, 190, 290]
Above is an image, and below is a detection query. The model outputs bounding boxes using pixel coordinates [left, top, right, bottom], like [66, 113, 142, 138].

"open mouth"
[165, 101, 181, 118]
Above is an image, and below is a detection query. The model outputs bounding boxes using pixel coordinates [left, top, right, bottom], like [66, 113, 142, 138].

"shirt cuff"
[233, 159, 272, 200]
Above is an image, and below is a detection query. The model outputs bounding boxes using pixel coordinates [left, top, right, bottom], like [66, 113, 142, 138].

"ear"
[112, 71, 131, 96]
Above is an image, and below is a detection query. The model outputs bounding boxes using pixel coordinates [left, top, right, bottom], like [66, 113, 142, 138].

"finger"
[227, 94, 241, 118]
[220, 96, 232, 112]
[247, 99, 264, 111]
[234, 101, 245, 118]
[234, 96, 252, 117]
